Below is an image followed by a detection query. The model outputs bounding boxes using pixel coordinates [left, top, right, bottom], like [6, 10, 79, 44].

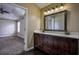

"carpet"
[0, 36, 24, 55]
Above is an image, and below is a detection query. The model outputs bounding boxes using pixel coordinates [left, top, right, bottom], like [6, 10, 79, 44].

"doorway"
[0, 3, 28, 55]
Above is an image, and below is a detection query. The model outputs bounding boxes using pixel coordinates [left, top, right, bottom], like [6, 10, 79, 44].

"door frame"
[12, 3, 28, 51]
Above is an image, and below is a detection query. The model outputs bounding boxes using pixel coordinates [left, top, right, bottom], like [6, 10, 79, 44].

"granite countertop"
[34, 31, 79, 39]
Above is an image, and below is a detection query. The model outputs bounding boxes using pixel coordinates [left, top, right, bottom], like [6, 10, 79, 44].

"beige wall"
[17, 3, 41, 48]
[41, 3, 79, 32]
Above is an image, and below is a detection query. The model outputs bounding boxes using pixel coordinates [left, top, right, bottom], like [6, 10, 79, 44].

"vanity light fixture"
[44, 4, 64, 15]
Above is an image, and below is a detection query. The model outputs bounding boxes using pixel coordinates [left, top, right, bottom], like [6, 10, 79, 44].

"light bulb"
[44, 11, 47, 15]
[60, 6, 64, 9]
[51, 9, 54, 12]
[55, 8, 58, 11]
[47, 10, 50, 14]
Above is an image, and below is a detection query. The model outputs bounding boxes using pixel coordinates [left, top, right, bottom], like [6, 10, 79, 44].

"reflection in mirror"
[44, 10, 67, 31]
[55, 12, 65, 30]
[45, 15, 55, 30]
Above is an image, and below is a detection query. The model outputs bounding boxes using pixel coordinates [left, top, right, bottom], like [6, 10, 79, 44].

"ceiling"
[0, 3, 51, 20]
[35, 3, 51, 8]
[0, 3, 25, 20]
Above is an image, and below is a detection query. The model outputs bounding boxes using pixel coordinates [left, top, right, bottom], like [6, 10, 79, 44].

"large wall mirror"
[44, 10, 67, 31]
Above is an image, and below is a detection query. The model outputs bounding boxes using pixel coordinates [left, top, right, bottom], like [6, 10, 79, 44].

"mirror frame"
[44, 10, 67, 32]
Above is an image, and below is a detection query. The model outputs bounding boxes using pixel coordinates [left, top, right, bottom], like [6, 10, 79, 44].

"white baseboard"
[17, 34, 24, 39]
[0, 34, 15, 37]
[25, 47, 34, 51]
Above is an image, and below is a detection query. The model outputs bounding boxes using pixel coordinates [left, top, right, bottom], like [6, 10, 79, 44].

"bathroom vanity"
[34, 32, 79, 55]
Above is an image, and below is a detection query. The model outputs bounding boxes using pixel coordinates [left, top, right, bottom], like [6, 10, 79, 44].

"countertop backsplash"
[70, 32, 79, 35]
[44, 31, 79, 35]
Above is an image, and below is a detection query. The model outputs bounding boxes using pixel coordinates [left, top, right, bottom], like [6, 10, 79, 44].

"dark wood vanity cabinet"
[34, 34, 44, 50]
[34, 33, 78, 55]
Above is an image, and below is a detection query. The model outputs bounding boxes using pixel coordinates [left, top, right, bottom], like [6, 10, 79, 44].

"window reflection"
[44, 11, 66, 31]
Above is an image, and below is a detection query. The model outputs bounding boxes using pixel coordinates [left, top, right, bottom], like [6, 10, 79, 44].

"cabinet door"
[64, 38, 78, 54]
[50, 36, 61, 54]
[49, 36, 78, 55]
[34, 33, 44, 50]
[43, 35, 53, 54]
[56, 37, 78, 55]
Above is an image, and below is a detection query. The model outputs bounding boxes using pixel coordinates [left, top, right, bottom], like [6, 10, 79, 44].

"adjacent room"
[0, 3, 79, 55]
[0, 3, 26, 55]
